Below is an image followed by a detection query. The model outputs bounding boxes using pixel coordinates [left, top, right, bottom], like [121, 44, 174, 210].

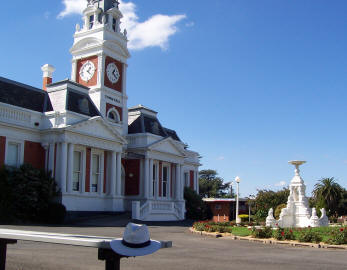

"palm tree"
[312, 177, 342, 216]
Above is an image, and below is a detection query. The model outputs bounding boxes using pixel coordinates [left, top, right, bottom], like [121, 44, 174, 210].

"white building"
[0, 0, 200, 221]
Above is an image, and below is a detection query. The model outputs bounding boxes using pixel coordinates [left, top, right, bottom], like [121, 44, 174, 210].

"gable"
[67, 117, 125, 144]
[149, 138, 185, 157]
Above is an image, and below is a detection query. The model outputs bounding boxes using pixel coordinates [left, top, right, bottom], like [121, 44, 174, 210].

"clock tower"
[70, 0, 130, 135]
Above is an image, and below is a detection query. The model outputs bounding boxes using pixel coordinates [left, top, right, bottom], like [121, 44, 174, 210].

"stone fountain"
[266, 161, 329, 228]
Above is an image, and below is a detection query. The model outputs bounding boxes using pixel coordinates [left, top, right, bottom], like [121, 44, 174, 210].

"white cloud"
[217, 156, 225, 161]
[58, 0, 186, 50]
[275, 181, 286, 187]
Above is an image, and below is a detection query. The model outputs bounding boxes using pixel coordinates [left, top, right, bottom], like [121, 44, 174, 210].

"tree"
[312, 177, 343, 217]
[253, 188, 289, 220]
[199, 170, 231, 198]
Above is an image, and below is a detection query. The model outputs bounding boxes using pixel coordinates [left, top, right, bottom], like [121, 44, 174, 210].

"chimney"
[41, 64, 55, 91]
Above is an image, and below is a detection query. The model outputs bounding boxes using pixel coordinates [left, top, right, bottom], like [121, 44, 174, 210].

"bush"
[273, 228, 295, 241]
[43, 202, 67, 224]
[239, 214, 249, 222]
[254, 209, 267, 221]
[298, 229, 322, 243]
[184, 187, 211, 220]
[326, 227, 347, 245]
[274, 204, 286, 219]
[251, 227, 273, 238]
[0, 164, 62, 223]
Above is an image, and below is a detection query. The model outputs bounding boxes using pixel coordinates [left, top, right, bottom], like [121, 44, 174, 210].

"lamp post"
[235, 176, 241, 225]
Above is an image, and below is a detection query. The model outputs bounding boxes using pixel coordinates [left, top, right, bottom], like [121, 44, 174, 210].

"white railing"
[132, 200, 185, 221]
[0, 106, 31, 123]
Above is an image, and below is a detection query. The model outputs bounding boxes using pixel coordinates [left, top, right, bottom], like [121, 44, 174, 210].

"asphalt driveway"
[1, 215, 346, 270]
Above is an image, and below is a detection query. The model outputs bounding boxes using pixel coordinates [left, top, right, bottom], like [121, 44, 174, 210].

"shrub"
[43, 202, 67, 224]
[273, 228, 295, 241]
[254, 209, 267, 221]
[326, 227, 347, 245]
[251, 227, 273, 238]
[184, 187, 211, 220]
[239, 214, 249, 222]
[274, 204, 286, 219]
[298, 229, 322, 243]
[0, 164, 62, 223]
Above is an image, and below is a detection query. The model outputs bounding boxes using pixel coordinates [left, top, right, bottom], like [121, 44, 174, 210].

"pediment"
[70, 37, 103, 53]
[148, 137, 186, 157]
[66, 116, 126, 144]
[104, 40, 130, 58]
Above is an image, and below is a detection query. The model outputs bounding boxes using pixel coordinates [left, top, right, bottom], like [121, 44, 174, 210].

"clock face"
[106, 62, 120, 84]
[79, 61, 96, 82]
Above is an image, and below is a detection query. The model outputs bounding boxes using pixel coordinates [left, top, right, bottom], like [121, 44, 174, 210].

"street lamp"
[235, 176, 241, 225]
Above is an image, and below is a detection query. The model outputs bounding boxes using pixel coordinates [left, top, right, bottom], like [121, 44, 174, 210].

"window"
[7, 142, 20, 167]
[92, 154, 100, 192]
[184, 172, 188, 187]
[112, 18, 117, 32]
[152, 164, 156, 197]
[162, 166, 169, 197]
[73, 151, 82, 191]
[89, 15, 94, 29]
[107, 109, 120, 123]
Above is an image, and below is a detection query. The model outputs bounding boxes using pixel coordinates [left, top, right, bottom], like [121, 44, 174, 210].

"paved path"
[1, 216, 346, 270]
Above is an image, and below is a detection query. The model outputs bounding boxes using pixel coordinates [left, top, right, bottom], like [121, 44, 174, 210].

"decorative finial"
[114, 0, 120, 8]
[288, 160, 306, 176]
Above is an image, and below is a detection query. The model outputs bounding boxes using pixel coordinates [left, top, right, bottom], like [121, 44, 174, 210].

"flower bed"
[192, 221, 347, 245]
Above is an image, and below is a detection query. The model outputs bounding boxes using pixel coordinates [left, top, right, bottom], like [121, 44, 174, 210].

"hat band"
[122, 239, 151, 249]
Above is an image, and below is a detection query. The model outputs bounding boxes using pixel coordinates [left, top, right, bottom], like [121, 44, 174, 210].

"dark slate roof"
[67, 89, 100, 117]
[164, 128, 181, 141]
[128, 114, 181, 141]
[0, 76, 53, 113]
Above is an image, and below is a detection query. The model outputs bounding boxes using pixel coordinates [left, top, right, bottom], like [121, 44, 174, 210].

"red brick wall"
[104, 151, 107, 194]
[105, 103, 123, 122]
[159, 162, 162, 197]
[190, 170, 194, 189]
[85, 148, 91, 192]
[76, 56, 98, 87]
[104, 56, 123, 92]
[24, 141, 45, 169]
[42, 77, 52, 91]
[124, 159, 140, 196]
[0, 136, 5, 166]
[207, 202, 231, 222]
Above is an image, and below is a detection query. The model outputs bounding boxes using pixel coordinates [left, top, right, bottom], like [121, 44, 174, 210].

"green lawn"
[231, 227, 252, 237]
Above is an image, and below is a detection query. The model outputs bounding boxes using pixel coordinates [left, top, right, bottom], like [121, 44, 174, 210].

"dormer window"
[107, 108, 120, 123]
[89, 15, 94, 29]
[112, 18, 117, 32]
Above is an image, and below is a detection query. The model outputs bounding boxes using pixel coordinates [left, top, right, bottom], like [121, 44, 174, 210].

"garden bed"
[192, 221, 347, 247]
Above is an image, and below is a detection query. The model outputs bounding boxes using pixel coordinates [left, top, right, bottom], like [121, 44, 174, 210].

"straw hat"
[110, 223, 161, 257]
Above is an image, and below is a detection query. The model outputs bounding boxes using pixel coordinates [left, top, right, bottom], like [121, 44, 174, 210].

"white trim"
[90, 149, 104, 194]
[5, 138, 24, 168]
[106, 107, 121, 124]
[161, 162, 170, 199]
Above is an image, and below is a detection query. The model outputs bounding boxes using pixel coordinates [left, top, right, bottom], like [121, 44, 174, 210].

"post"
[110, 151, 117, 196]
[144, 157, 149, 198]
[67, 143, 74, 193]
[149, 159, 153, 198]
[60, 142, 68, 193]
[98, 249, 126, 270]
[0, 239, 17, 270]
[235, 176, 241, 225]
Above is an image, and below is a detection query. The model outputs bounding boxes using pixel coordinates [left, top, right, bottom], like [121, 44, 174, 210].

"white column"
[110, 151, 117, 196]
[149, 159, 153, 199]
[180, 165, 184, 200]
[144, 157, 149, 199]
[116, 152, 122, 196]
[48, 143, 55, 176]
[67, 143, 74, 193]
[60, 142, 68, 193]
[155, 162, 159, 200]
[99, 154, 104, 195]
[176, 164, 181, 200]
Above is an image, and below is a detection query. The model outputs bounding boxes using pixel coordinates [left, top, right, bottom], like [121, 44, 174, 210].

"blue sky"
[0, 0, 346, 197]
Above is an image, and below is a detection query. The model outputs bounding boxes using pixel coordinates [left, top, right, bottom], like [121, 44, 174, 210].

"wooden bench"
[0, 229, 172, 270]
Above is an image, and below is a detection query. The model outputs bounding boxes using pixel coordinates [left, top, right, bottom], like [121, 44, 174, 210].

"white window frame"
[184, 172, 189, 187]
[72, 150, 83, 192]
[90, 149, 104, 194]
[152, 162, 158, 198]
[161, 163, 170, 199]
[5, 139, 24, 168]
[107, 108, 120, 123]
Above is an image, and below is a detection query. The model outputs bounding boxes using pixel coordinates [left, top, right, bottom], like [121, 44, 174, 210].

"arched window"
[107, 108, 120, 123]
